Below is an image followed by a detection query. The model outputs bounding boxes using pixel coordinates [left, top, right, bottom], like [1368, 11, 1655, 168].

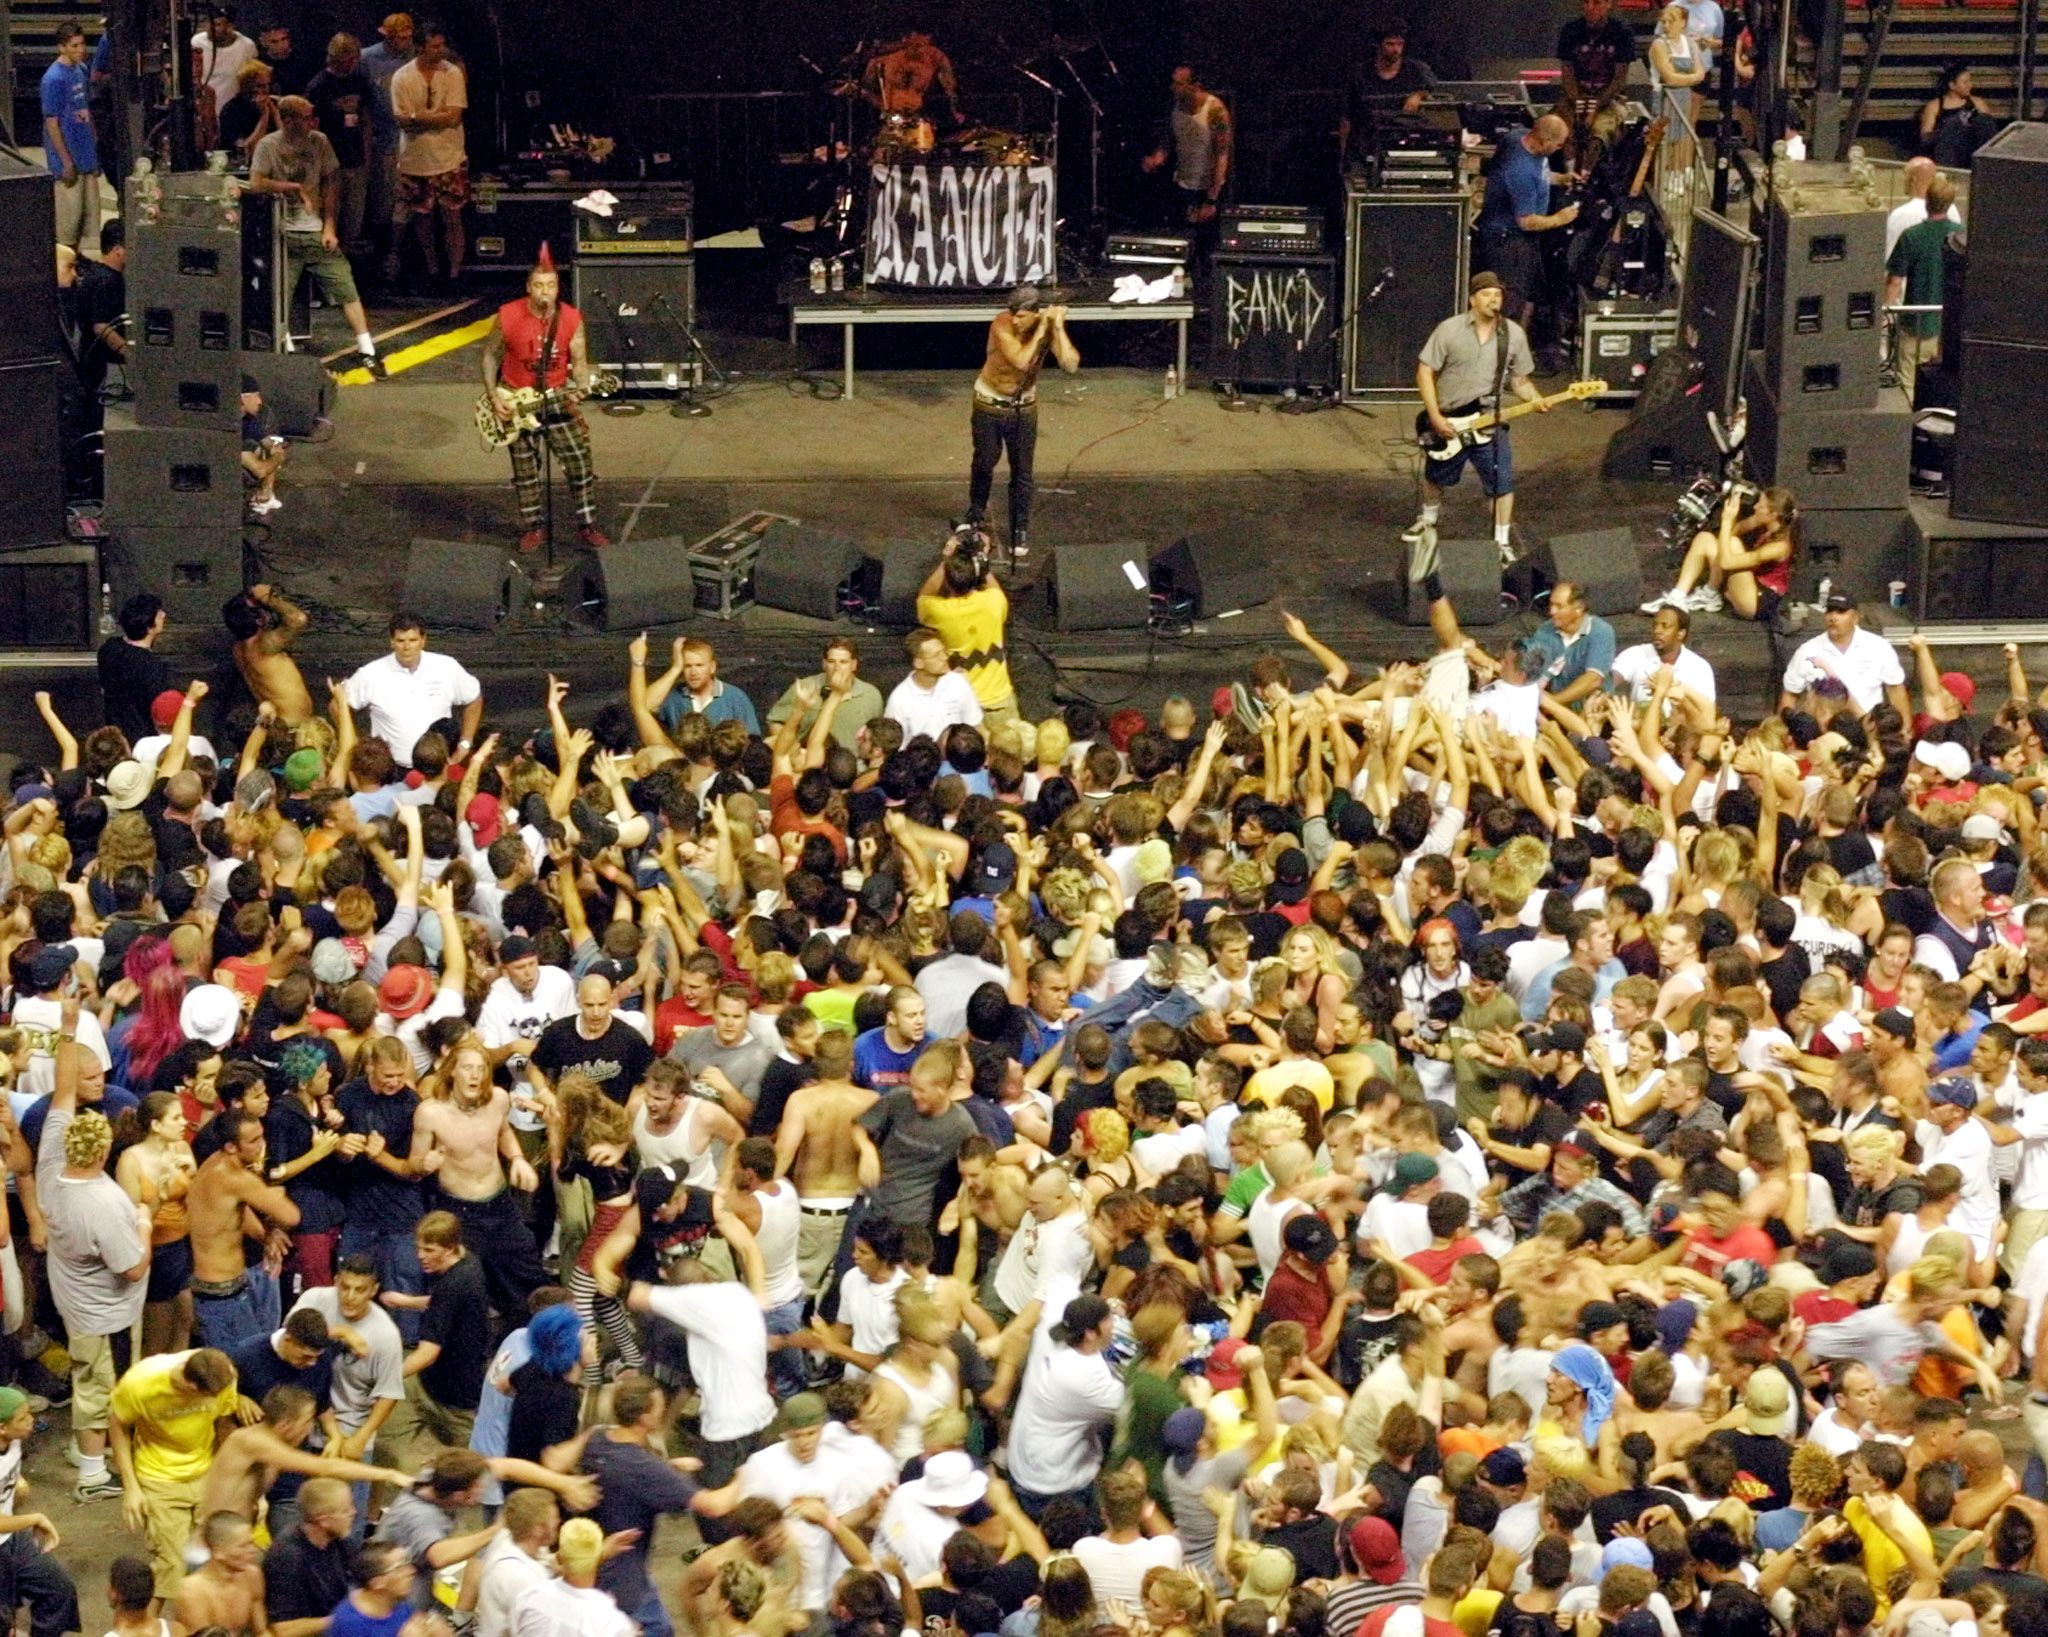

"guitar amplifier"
[571, 257, 698, 396]
[1106, 232, 1191, 270]
[573, 184, 696, 256]
[1218, 205, 1325, 255]
[1209, 253, 1336, 391]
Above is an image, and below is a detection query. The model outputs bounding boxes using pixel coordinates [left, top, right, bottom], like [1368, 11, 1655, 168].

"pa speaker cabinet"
[850, 539, 933, 629]
[1909, 496, 2048, 622]
[751, 521, 862, 620]
[402, 540, 514, 631]
[130, 221, 243, 308]
[0, 359, 67, 553]
[1045, 546, 1151, 632]
[1742, 352, 1909, 510]
[138, 294, 237, 355]
[1209, 253, 1336, 391]
[1958, 124, 2048, 347]
[0, 156, 62, 366]
[1151, 530, 1272, 619]
[108, 523, 247, 626]
[237, 349, 334, 439]
[132, 344, 242, 430]
[0, 542, 96, 650]
[1953, 337, 2048, 528]
[1342, 184, 1468, 398]
[1799, 507, 1912, 603]
[103, 413, 243, 529]
[1759, 285, 1882, 408]
[579, 537, 698, 632]
[1537, 527, 1642, 615]
[1401, 538, 1503, 626]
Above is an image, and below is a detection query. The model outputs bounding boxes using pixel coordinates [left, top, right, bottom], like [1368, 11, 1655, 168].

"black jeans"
[968, 399, 1037, 539]
[0, 1530, 80, 1637]
[429, 1186, 546, 1329]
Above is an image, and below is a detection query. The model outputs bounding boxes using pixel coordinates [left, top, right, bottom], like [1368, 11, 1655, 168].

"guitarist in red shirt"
[479, 244, 612, 553]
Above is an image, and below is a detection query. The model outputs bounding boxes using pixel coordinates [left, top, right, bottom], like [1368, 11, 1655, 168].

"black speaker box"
[850, 539, 933, 629]
[108, 523, 247, 625]
[1401, 538, 1504, 626]
[1742, 352, 1909, 510]
[103, 415, 243, 529]
[0, 360, 68, 553]
[237, 350, 333, 438]
[1798, 506, 1913, 602]
[579, 537, 698, 631]
[1601, 347, 1721, 482]
[1537, 527, 1642, 615]
[1939, 232, 1968, 369]
[130, 222, 243, 307]
[571, 258, 700, 385]
[1958, 124, 2048, 347]
[1151, 530, 1272, 618]
[133, 345, 242, 430]
[750, 521, 862, 620]
[139, 296, 237, 354]
[1045, 545, 1151, 631]
[1953, 337, 2048, 529]
[1209, 254, 1336, 391]
[1759, 286, 1882, 407]
[1909, 496, 2048, 621]
[401, 540, 515, 631]
[0, 543, 96, 650]
[0, 157, 62, 366]
[1343, 190, 1466, 395]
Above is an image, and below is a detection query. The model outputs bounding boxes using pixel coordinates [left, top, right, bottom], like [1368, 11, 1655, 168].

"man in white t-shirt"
[715, 1394, 886, 1614]
[475, 1487, 559, 1637]
[883, 628, 983, 743]
[1005, 1292, 1125, 1510]
[1778, 595, 1910, 717]
[990, 1164, 1094, 1333]
[509, 1518, 633, 1637]
[1073, 1468, 1184, 1610]
[1611, 604, 1717, 708]
[875, 1450, 988, 1582]
[191, 8, 258, 120]
[476, 934, 576, 1143]
[343, 613, 483, 768]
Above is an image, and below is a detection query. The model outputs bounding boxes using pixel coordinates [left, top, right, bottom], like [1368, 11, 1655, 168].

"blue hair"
[525, 1304, 584, 1378]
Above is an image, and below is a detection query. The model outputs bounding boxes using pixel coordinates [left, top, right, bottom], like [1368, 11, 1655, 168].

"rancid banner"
[865, 163, 1057, 290]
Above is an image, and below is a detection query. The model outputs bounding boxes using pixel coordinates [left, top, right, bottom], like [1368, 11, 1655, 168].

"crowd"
[0, 568, 2041, 1637]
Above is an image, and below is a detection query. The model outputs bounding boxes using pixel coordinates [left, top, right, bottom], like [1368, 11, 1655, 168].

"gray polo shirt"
[668, 1026, 773, 1102]
[1419, 312, 1534, 411]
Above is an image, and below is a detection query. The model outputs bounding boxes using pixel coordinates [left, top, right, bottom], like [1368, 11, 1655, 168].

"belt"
[800, 1202, 854, 1217]
[192, 1274, 250, 1300]
[974, 384, 1037, 409]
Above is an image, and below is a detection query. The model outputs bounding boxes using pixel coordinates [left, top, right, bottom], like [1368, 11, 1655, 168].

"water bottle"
[1816, 575, 1833, 613]
[828, 257, 844, 293]
[98, 581, 115, 639]
[1164, 364, 1178, 400]
[808, 256, 827, 294]
[1171, 264, 1187, 299]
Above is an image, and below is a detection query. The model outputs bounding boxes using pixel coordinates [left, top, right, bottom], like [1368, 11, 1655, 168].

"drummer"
[863, 26, 965, 127]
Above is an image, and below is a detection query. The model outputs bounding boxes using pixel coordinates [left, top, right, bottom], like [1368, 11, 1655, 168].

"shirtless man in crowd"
[224, 584, 314, 724]
[174, 1511, 267, 1637]
[188, 1110, 302, 1351]
[413, 1033, 545, 1319]
[773, 1029, 876, 1297]
[200, 1384, 411, 1521]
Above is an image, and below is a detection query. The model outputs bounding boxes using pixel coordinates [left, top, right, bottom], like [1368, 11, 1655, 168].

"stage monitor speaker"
[580, 537, 697, 632]
[1209, 253, 1336, 390]
[1401, 539, 1504, 626]
[103, 415, 243, 530]
[0, 360, 67, 553]
[1679, 208, 1758, 427]
[237, 350, 333, 438]
[1909, 496, 2048, 621]
[0, 157, 61, 366]
[1799, 506, 1912, 603]
[1343, 188, 1467, 397]
[570, 257, 698, 391]
[108, 523, 247, 626]
[846, 539, 932, 629]
[1953, 337, 2048, 528]
[1958, 123, 2048, 347]
[751, 521, 862, 620]
[401, 540, 514, 631]
[0, 543, 96, 650]
[1045, 546, 1151, 632]
[1537, 527, 1643, 615]
[1601, 347, 1722, 483]
[1151, 530, 1272, 619]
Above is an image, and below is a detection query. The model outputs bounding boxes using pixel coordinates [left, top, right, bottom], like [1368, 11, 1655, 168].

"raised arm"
[32, 693, 77, 771]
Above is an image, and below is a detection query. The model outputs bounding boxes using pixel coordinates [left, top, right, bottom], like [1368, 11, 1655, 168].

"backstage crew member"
[1557, 0, 1641, 142]
[1142, 67, 1231, 228]
[480, 247, 611, 554]
[965, 286, 1077, 566]
[1345, 19, 1437, 155]
[1407, 271, 1548, 574]
[1471, 115, 1577, 333]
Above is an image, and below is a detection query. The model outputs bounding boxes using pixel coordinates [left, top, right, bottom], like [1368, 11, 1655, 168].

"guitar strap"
[1490, 321, 1511, 423]
[535, 303, 563, 421]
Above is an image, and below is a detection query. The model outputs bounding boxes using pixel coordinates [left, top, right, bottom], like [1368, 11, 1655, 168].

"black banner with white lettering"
[864, 162, 1057, 290]
[1209, 253, 1337, 389]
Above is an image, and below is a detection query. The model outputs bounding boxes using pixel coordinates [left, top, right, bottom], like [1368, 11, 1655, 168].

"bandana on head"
[1550, 1342, 1618, 1446]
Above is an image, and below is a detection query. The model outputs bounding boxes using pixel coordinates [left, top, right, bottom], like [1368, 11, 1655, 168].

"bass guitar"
[474, 371, 622, 450]
[1414, 379, 1605, 460]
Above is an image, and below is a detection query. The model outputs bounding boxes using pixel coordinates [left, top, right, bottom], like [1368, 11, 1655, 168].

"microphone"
[1365, 267, 1395, 303]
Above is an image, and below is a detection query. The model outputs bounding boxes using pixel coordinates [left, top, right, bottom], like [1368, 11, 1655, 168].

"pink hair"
[123, 963, 190, 1090]
[122, 935, 174, 988]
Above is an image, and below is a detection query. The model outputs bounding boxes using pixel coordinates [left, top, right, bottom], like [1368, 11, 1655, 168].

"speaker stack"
[109, 170, 255, 625]
[571, 185, 697, 396]
[1342, 183, 1470, 399]
[0, 155, 69, 562]
[1906, 123, 2048, 619]
[1743, 171, 1912, 602]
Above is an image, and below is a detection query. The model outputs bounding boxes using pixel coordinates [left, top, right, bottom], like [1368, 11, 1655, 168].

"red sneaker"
[578, 523, 613, 550]
[517, 527, 545, 554]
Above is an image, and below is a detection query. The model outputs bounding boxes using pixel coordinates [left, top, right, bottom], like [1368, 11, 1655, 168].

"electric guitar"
[474, 372, 621, 449]
[1592, 116, 1670, 297]
[1414, 379, 1605, 460]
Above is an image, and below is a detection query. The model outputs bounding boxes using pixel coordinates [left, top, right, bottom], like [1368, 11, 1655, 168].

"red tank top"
[496, 297, 581, 391]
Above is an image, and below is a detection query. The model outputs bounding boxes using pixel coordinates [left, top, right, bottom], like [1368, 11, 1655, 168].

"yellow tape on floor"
[334, 314, 497, 387]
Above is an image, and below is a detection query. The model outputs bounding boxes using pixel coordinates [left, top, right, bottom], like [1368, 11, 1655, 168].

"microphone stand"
[647, 289, 722, 417]
[1052, 42, 1106, 257]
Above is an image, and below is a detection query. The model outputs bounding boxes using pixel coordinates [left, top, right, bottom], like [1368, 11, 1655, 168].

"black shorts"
[1474, 228, 1541, 305]
[1754, 584, 1783, 625]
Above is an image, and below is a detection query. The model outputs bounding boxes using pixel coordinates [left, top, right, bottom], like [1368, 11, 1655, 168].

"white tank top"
[1888, 1210, 1938, 1277]
[634, 1100, 720, 1188]
[876, 1358, 960, 1464]
[754, 1178, 803, 1308]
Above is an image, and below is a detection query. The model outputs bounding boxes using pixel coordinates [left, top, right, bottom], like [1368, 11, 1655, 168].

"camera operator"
[917, 528, 1017, 729]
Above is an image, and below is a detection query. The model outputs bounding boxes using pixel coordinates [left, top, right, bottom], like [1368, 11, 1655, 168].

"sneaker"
[1688, 585, 1725, 613]
[1639, 588, 1682, 613]
[74, 1475, 123, 1503]
[1406, 524, 1440, 585]
[569, 798, 619, 853]
[20, 1393, 49, 1414]
[1400, 516, 1437, 546]
[249, 495, 282, 516]
[362, 353, 389, 380]
[517, 527, 545, 554]
[1010, 530, 1030, 562]
[1497, 538, 1518, 567]
[577, 523, 612, 550]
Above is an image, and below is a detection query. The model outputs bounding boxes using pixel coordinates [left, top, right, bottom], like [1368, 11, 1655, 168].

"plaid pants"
[508, 411, 596, 525]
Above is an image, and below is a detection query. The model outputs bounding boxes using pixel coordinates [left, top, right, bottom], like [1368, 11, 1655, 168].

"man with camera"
[918, 528, 1017, 729]
[965, 284, 1079, 567]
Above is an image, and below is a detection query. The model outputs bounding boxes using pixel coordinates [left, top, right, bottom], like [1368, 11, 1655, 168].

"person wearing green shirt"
[1112, 1304, 1195, 1504]
[1448, 947, 1523, 1123]
[1885, 173, 1961, 396]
